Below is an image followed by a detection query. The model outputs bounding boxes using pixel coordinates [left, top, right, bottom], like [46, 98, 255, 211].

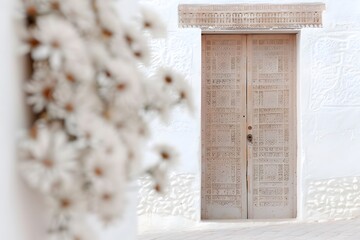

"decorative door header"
[178, 3, 325, 30]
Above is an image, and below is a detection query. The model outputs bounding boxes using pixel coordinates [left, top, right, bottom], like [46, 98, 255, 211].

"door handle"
[247, 134, 253, 143]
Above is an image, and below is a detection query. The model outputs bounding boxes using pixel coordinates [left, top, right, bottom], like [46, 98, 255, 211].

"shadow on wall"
[305, 176, 360, 220]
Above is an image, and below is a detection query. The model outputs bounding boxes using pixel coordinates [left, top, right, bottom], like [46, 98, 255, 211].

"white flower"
[174, 79, 195, 115]
[48, 82, 76, 119]
[93, 2, 134, 60]
[47, 214, 70, 240]
[154, 67, 195, 114]
[49, 81, 102, 122]
[31, 15, 85, 69]
[153, 144, 179, 167]
[84, 148, 120, 186]
[47, 185, 86, 217]
[103, 105, 133, 128]
[122, 134, 144, 179]
[92, 183, 125, 224]
[104, 105, 150, 139]
[155, 67, 184, 87]
[143, 79, 173, 122]
[86, 39, 110, 69]
[17, 21, 38, 54]
[66, 113, 104, 147]
[85, 122, 127, 179]
[130, 37, 150, 65]
[48, 218, 98, 240]
[22, 1, 48, 18]
[140, 3, 167, 38]
[19, 124, 79, 193]
[63, 58, 94, 84]
[26, 69, 57, 113]
[122, 116, 150, 139]
[85, 125, 127, 223]
[108, 34, 134, 61]
[121, 23, 151, 64]
[99, 59, 144, 109]
[126, 138, 144, 180]
[96, 0, 120, 33]
[53, 0, 96, 33]
[68, 220, 98, 240]
[148, 164, 168, 194]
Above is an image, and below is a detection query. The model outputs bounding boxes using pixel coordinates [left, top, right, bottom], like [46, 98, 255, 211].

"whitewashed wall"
[0, 1, 47, 239]
[138, 0, 360, 232]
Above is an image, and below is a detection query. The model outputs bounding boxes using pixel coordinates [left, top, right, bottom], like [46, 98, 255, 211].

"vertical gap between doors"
[245, 35, 249, 219]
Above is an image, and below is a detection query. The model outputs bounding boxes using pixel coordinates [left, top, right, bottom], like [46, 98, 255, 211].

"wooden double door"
[201, 34, 296, 219]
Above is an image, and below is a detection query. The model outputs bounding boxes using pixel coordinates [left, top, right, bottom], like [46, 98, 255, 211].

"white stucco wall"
[138, 0, 360, 232]
[0, 1, 47, 239]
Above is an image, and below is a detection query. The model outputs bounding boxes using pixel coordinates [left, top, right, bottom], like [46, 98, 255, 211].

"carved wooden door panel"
[201, 35, 248, 219]
[201, 34, 296, 219]
[246, 35, 296, 219]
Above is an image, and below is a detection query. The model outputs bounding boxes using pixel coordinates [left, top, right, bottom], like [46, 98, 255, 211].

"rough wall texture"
[305, 176, 360, 220]
[309, 28, 360, 111]
[138, 174, 200, 220]
[302, 25, 360, 221]
[138, 0, 360, 230]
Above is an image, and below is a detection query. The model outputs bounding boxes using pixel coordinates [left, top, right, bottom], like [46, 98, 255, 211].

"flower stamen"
[134, 51, 142, 58]
[28, 38, 40, 48]
[42, 159, 54, 168]
[102, 193, 112, 201]
[154, 183, 161, 192]
[66, 74, 75, 83]
[102, 29, 113, 38]
[26, 6, 37, 17]
[42, 87, 53, 101]
[164, 75, 172, 84]
[144, 21, 152, 28]
[60, 198, 72, 209]
[161, 151, 170, 160]
[116, 83, 127, 91]
[94, 166, 104, 177]
[125, 35, 133, 45]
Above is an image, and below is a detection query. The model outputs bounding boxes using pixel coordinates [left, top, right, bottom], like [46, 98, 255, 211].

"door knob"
[247, 134, 253, 143]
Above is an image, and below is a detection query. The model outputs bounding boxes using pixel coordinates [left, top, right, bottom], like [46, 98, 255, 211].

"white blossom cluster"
[18, 0, 193, 239]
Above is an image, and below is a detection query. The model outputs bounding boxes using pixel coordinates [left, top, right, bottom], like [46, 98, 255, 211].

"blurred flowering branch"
[17, 0, 193, 239]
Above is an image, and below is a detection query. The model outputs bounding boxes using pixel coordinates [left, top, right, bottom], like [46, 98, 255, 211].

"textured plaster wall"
[138, 0, 360, 232]
[306, 176, 360, 220]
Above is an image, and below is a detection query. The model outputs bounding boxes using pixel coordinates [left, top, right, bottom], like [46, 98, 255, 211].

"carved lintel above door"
[178, 3, 325, 30]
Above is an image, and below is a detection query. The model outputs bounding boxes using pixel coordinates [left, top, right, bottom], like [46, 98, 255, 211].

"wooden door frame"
[200, 32, 299, 220]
